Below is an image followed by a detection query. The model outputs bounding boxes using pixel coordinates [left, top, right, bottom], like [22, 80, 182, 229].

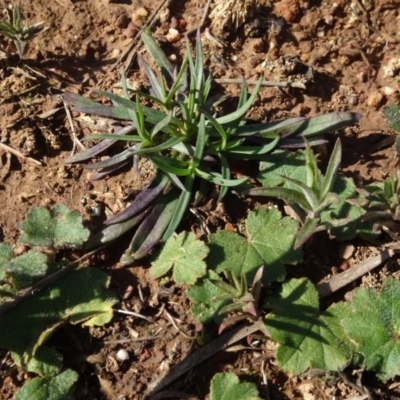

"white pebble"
[116, 349, 129, 361]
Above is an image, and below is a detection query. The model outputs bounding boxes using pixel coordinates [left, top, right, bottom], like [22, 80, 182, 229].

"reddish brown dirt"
[1, 0, 400, 399]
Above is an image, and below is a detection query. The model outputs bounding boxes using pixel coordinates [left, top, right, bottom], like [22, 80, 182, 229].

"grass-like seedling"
[246, 139, 344, 248]
[64, 30, 361, 261]
[0, 2, 47, 58]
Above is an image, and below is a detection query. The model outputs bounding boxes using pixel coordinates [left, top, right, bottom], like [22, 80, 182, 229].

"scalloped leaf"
[150, 231, 209, 284]
[13, 369, 78, 400]
[187, 271, 226, 323]
[342, 278, 400, 380]
[207, 208, 302, 284]
[19, 204, 89, 249]
[0, 268, 117, 365]
[265, 278, 353, 374]
[210, 372, 262, 400]
[257, 149, 307, 188]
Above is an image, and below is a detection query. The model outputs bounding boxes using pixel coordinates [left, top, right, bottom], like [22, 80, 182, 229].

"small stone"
[367, 90, 384, 108]
[165, 28, 180, 43]
[275, 0, 301, 23]
[111, 48, 121, 58]
[123, 23, 138, 39]
[339, 244, 355, 260]
[116, 349, 129, 361]
[132, 7, 149, 27]
[382, 57, 400, 79]
[159, 8, 170, 23]
[380, 86, 397, 96]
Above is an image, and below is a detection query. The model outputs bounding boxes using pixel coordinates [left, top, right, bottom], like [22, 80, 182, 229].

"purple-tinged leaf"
[130, 192, 179, 260]
[105, 173, 169, 225]
[65, 125, 136, 164]
[90, 160, 130, 181]
[84, 148, 134, 170]
[83, 209, 147, 251]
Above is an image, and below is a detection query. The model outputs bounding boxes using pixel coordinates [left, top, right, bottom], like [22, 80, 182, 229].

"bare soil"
[1, 0, 400, 399]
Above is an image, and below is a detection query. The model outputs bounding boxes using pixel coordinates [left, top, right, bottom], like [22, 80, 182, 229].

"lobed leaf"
[265, 278, 353, 374]
[0, 268, 117, 363]
[13, 369, 78, 400]
[342, 278, 400, 380]
[151, 231, 208, 284]
[207, 208, 302, 284]
[19, 204, 89, 249]
[210, 372, 262, 400]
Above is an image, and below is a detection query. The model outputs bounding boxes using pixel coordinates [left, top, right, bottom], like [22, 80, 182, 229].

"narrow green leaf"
[234, 117, 306, 138]
[294, 217, 319, 249]
[282, 176, 320, 211]
[141, 31, 174, 81]
[204, 111, 228, 148]
[148, 155, 191, 176]
[245, 186, 312, 212]
[225, 136, 280, 158]
[218, 153, 230, 200]
[216, 77, 262, 125]
[84, 148, 134, 170]
[96, 90, 180, 129]
[195, 168, 248, 187]
[151, 113, 173, 139]
[193, 114, 207, 167]
[162, 174, 194, 240]
[84, 210, 147, 250]
[321, 138, 342, 199]
[304, 139, 322, 194]
[130, 191, 179, 259]
[138, 56, 164, 101]
[194, 29, 204, 102]
[134, 136, 184, 155]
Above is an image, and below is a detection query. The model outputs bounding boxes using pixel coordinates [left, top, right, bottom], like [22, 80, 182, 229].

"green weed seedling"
[0, 204, 117, 400]
[64, 29, 360, 262]
[152, 210, 400, 381]
[0, 2, 47, 58]
[245, 139, 369, 247]
[209, 372, 262, 400]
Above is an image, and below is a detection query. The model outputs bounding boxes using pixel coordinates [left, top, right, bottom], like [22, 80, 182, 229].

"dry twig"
[316, 248, 396, 298]
[63, 101, 85, 155]
[0, 141, 41, 166]
[215, 78, 307, 89]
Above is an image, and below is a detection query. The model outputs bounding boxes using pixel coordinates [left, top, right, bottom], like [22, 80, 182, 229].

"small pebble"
[123, 22, 138, 39]
[111, 48, 121, 58]
[165, 28, 180, 43]
[116, 349, 130, 361]
[380, 86, 397, 96]
[367, 90, 384, 108]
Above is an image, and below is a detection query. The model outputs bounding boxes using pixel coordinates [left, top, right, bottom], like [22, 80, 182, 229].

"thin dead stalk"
[215, 78, 307, 89]
[0, 141, 42, 166]
[63, 101, 85, 155]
